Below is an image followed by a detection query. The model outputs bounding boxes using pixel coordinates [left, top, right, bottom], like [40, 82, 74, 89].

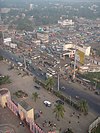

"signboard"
[76, 50, 85, 64]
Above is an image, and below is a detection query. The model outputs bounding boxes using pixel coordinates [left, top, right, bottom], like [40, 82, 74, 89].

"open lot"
[0, 61, 98, 133]
[0, 106, 30, 133]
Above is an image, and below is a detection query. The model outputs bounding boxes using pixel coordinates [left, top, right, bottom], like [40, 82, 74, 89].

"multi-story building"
[63, 43, 91, 56]
[58, 19, 74, 26]
[37, 31, 49, 44]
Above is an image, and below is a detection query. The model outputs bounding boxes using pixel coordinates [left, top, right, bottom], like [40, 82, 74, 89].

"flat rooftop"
[19, 100, 33, 111]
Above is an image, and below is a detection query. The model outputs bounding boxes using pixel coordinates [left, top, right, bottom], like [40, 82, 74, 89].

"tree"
[53, 104, 65, 121]
[16, 18, 34, 31]
[79, 100, 88, 115]
[65, 128, 74, 133]
[0, 75, 11, 85]
[32, 92, 39, 102]
[0, 56, 3, 61]
[45, 77, 55, 91]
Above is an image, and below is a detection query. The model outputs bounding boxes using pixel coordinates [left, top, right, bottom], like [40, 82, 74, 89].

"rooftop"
[0, 88, 8, 96]
[19, 100, 32, 111]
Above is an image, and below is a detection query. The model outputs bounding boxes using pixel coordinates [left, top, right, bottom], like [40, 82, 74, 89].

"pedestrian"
[40, 110, 42, 114]
[73, 112, 75, 115]
[59, 128, 61, 131]
[77, 114, 80, 119]
[42, 122, 45, 127]
[44, 120, 47, 124]
[49, 121, 51, 124]
[22, 124, 25, 127]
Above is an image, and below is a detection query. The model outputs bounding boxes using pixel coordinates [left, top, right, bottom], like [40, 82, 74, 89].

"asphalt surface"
[0, 48, 100, 115]
[59, 81, 100, 114]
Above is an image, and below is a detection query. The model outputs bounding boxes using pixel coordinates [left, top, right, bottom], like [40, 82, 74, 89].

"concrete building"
[58, 19, 74, 26]
[63, 43, 91, 56]
[10, 43, 17, 48]
[1, 8, 10, 13]
[18, 101, 34, 122]
[0, 88, 11, 108]
[91, 57, 100, 65]
[29, 4, 33, 10]
[79, 64, 100, 73]
[32, 39, 41, 45]
[37, 31, 49, 43]
[4, 38, 17, 48]
[4, 37, 11, 43]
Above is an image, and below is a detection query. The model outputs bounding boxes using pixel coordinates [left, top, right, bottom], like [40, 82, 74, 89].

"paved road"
[0, 48, 100, 114]
[59, 81, 100, 114]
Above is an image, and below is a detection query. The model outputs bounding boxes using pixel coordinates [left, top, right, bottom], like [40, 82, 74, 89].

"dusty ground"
[0, 61, 98, 133]
[0, 106, 31, 133]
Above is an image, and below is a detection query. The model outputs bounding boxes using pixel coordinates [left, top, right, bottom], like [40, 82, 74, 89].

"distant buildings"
[58, 19, 74, 26]
[0, 8, 10, 13]
[4, 37, 17, 48]
[63, 43, 91, 56]
[37, 31, 49, 44]
[32, 39, 41, 45]
[29, 4, 33, 10]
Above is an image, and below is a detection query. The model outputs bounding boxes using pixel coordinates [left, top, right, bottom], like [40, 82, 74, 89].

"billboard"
[76, 50, 85, 64]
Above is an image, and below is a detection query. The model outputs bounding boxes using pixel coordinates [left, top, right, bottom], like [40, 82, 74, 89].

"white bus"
[46, 73, 53, 78]
[47, 68, 56, 75]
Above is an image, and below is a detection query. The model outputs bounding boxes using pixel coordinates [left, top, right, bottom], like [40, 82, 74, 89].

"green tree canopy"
[15, 18, 34, 31]
[32, 92, 39, 102]
[53, 104, 65, 121]
[45, 77, 55, 91]
[78, 99, 88, 115]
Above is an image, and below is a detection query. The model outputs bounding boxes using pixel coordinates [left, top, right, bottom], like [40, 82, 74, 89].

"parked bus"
[46, 73, 53, 78]
[47, 68, 56, 75]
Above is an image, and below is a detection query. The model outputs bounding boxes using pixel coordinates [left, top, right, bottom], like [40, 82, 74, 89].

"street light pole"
[73, 44, 77, 80]
[95, 81, 97, 90]
[23, 56, 27, 69]
[69, 96, 72, 105]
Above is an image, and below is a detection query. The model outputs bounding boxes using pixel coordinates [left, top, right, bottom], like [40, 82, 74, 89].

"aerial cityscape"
[0, 0, 100, 133]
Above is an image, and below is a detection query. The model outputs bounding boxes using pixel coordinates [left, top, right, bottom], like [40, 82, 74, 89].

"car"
[34, 85, 40, 90]
[43, 100, 51, 107]
[56, 100, 64, 105]
[75, 96, 80, 99]
[61, 86, 65, 90]
[34, 112, 40, 119]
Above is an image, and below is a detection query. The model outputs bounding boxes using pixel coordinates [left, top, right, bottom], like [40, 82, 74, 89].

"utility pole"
[58, 73, 60, 91]
[57, 65, 61, 91]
